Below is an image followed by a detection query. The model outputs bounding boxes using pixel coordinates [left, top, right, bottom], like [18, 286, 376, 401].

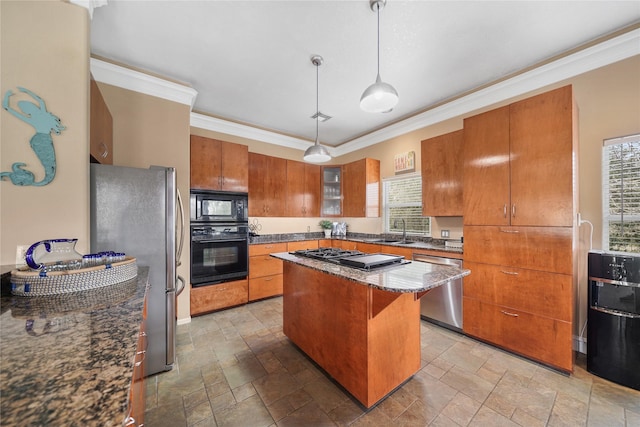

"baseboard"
[177, 317, 192, 325]
[573, 335, 587, 354]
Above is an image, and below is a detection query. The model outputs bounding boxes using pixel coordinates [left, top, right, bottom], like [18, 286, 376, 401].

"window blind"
[383, 174, 430, 236]
[602, 134, 640, 253]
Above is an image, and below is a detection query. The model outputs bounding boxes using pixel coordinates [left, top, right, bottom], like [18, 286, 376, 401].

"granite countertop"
[0, 266, 149, 427]
[250, 232, 463, 255]
[271, 252, 470, 293]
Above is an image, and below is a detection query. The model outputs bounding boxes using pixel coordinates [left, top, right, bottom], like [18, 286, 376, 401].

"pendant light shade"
[303, 143, 331, 163]
[360, 0, 398, 113]
[304, 55, 331, 163]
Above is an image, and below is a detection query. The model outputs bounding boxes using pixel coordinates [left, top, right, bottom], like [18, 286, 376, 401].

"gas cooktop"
[291, 247, 408, 271]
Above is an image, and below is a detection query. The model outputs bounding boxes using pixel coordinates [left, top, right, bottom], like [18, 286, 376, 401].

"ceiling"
[89, 1, 640, 148]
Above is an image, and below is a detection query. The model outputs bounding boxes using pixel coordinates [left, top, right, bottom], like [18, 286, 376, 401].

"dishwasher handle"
[412, 253, 462, 267]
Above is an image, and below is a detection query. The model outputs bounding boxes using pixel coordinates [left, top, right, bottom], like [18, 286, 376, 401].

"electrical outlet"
[16, 245, 28, 265]
[307, 226, 310, 232]
[441, 230, 450, 238]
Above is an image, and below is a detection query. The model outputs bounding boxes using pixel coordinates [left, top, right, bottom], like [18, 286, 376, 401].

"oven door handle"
[193, 238, 247, 244]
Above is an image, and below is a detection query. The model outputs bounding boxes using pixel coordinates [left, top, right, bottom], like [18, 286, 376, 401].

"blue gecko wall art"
[2, 87, 66, 186]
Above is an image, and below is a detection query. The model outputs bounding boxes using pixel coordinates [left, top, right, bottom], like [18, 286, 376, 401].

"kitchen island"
[0, 267, 148, 427]
[271, 252, 469, 408]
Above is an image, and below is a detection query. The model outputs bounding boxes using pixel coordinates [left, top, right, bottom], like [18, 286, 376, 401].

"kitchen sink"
[370, 239, 416, 244]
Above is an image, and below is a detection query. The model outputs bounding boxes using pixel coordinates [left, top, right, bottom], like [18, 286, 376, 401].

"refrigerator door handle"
[166, 289, 176, 368]
[176, 275, 186, 296]
[176, 188, 185, 268]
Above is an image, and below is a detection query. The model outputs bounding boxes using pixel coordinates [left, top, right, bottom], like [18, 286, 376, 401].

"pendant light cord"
[315, 60, 319, 144]
[376, 2, 380, 77]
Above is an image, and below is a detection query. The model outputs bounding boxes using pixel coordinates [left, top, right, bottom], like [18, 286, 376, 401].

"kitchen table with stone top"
[0, 266, 149, 427]
[270, 252, 470, 408]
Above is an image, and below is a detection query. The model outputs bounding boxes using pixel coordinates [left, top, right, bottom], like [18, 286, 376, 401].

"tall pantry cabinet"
[462, 85, 578, 373]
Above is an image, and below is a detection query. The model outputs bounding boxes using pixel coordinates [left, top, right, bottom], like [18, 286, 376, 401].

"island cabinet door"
[282, 262, 420, 408]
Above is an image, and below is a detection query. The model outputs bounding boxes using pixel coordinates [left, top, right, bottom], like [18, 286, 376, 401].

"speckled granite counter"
[0, 267, 149, 427]
[250, 233, 463, 256]
[271, 252, 469, 293]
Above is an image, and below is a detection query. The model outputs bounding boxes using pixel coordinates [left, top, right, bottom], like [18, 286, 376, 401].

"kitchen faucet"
[394, 218, 407, 243]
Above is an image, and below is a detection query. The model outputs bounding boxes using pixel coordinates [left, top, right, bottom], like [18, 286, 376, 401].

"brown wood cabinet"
[190, 279, 248, 316]
[283, 262, 420, 408]
[461, 85, 577, 373]
[190, 135, 248, 192]
[287, 240, 319, 252]
[90, 79, 113, 164]
[342, 158, 380, 217]
[248, 243, 287, 301]
[421, 130, 463, 216]
[248, 153, 287, 216]
[285, 160, 321, 217]
[330, 239, 358, 250]
[321, 166, 342, 216]
[463, 298, 573, 371]
[356, 242, 382, 254]
[463, 86, 575, 227]
[126, 295, 147, 427]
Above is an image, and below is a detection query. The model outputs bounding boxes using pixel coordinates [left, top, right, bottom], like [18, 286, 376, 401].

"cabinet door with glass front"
[322, 166, 342, 216]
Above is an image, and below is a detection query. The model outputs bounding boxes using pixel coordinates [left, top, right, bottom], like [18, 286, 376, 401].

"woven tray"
[9, 276, 139, 318]
[10, 257, 137, 297]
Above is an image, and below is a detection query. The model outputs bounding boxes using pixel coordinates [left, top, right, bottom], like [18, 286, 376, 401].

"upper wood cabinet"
[285, 160, 321, 217]
[421, 130, 463, 216]
[89, 79, 113, 164]
[190, 135, 248, 192]
[321, 166, 342, 216]
[248, 152, 286, 217]
[463, 86, 576, 227]
[342, 158, 380, 217]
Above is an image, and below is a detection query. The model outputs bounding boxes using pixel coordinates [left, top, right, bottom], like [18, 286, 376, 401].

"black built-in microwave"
[190, 190, 248, 223]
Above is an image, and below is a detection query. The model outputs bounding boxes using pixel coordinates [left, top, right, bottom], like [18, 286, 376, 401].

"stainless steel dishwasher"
[413, 253, 463, 332]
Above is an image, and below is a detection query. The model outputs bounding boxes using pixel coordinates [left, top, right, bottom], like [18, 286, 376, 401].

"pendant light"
[304, 55, 331, 163]
[360, 0, 398, 113]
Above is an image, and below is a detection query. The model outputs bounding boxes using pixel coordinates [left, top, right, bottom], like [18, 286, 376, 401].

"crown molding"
[190, 113, 336, 155]
[70, 0, 107, 19]
[90, 58, 198, 108]
[332, 28, 640, 157]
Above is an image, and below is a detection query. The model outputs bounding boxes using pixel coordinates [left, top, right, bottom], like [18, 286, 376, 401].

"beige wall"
[97, 83, 192, 321]
[1, 1, 90, 265]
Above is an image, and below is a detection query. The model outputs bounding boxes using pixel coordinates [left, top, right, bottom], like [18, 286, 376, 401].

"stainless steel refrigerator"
[90, 164, 185, 376]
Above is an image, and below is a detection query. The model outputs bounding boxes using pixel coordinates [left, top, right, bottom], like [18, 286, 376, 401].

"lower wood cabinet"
[355, 242, 381, 254]
[463, 225, 573, 275]
[463, 261, 572, 321]
[287, 240, 319, 252]
[463, 297, 573, 372]
[190, 279, 248, 316]
[126, 296, 147, 427]
[249, 243, 287, 301]
[463, 225, 574, 372]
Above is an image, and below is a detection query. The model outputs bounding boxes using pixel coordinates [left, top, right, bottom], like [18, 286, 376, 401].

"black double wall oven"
[190, 190, 249, 287]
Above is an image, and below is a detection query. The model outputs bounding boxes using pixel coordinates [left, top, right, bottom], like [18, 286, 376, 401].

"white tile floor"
[145, 297, 640, 426]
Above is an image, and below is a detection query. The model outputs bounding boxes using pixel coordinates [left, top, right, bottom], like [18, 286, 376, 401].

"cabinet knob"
[512, 204, 516, 218]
